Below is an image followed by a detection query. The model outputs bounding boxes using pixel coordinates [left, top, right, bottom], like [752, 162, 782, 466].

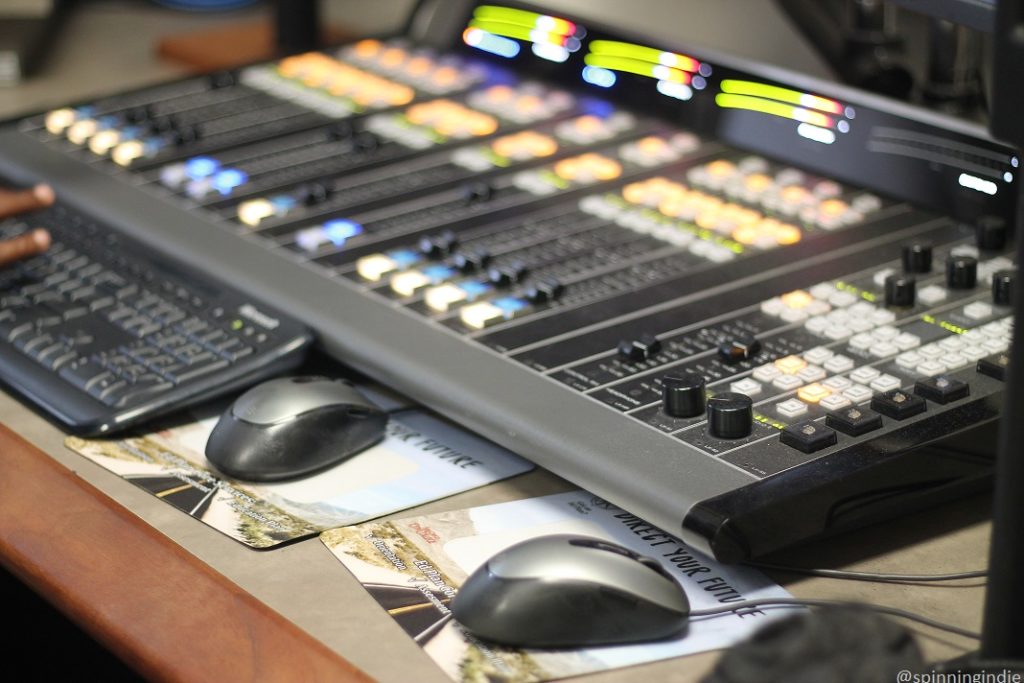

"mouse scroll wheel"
[569, 538, 638, 558]
[638, 556, 673, 579]
[347, 407, 373, 418]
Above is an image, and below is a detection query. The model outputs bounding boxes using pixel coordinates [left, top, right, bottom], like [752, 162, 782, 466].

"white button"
[797, 365, 827, 382]
[938, 336, 965, 351]
[873, 268, 895, 287]
[918, 285, 948, 305]
[780, 307, 808, 323]
[896, 352, 923, 369]
[850, 366, 881, 383]
[962, 329, 988, 344]
[805, 300, 831, 316]
[730, 378, 763, 397]
[803, 347, 834, 365]
[752, 364, 782, 382]
[964, 301, 993, 320]
[940, 353, 968, 369]
[981, 322, 1006, 338]
[870, 374, 902, 392]
[917, 344, 944, 358]
[776, 398, 808, 418]
[848, 318, 875, 333]
[805, 316, 829, 334]
[869, 309, 897, 325]
[826, 309, 852, 324]
[983, 338, 1009, 353]
[893, 333, 921, 351]
[820, 393, 853, 411]
[961, 346, 988, 361]
[773, 374, 804, 391]
[810, 283, 835, 300]
[870, 342, 899, 358]
[850, 302, 876, 316]
[849, 333, 875, 350]
[824, 325, 852, 341]
[950, 245, 980, 258]
[823, 354, 855, 373]
[828, 291, 858, 308]
[916, 360, 947, 376]
[823, 375, 852, 391]
[843, 384, 874, 402]
[871, 325, 899, 340]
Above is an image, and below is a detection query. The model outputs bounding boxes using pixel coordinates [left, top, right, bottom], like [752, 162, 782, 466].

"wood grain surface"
[0, 424, 374, 683]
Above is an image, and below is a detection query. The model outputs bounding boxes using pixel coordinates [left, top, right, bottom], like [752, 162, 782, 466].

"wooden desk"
[0, 388, 992, 682]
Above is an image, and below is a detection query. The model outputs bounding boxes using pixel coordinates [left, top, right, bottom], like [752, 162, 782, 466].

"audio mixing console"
[0, 0, 1017, 561]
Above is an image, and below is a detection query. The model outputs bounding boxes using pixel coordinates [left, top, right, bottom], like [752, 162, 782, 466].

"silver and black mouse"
[205, 376, 387, 482]
[450, 534, 689, 648]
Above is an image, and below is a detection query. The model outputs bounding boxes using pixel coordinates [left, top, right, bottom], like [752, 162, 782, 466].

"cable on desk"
[748, 562, 987, 583]
[689, 598, 981, 640]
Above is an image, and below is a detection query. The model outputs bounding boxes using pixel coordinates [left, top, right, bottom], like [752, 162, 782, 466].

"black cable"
[749, 562, 987, 583]
[689, 598, 981, 640]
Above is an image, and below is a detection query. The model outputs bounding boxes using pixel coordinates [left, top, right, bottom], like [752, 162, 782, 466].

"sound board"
[0, 0, 1016, 561]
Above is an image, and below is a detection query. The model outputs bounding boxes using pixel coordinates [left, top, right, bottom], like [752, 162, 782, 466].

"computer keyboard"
[0, 202, 313, 435]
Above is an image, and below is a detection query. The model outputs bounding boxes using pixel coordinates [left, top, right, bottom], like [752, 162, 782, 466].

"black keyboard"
[0, 202, 313, 435]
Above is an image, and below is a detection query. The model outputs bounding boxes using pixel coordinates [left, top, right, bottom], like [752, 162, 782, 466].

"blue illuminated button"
[213, 168, 249, 195]
[492, 296, 528, 316]
[185, 156, 220, 180]
[323, 219, 363, 245]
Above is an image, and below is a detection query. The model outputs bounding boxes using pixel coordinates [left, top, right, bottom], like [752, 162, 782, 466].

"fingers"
[0, 229, 51, 268]
[0, 184, 55, 220]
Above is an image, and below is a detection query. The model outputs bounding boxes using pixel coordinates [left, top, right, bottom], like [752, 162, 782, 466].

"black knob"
[717, 335, 761, 364]
[884, 274, 916, 307]
[901, 243, 932, 273]
[461, 182, 494, 204]
[618, 333, 661, 362]
[524, 278, 564, 304]
[707, 392, 753, 439]
[419, 231, 458, 259]
[352, 131, 380, 153]
[946, 255, 978, 289]
[452, 248, 491, 273]
[662, 371, 706, 418]
[993, 269, 1016, 306]
[297, 182, 330, 206]
[326, 121, 355, 141]
[976, 215, 1008, 251]
[208, 70, 237, 89]
[487, 262, 528, 287]
[172, 125, 200, 146]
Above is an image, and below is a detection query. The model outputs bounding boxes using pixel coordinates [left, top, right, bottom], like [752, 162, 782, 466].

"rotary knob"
[975, 215, 1008, 251]
[884, 274, 916, 307]
[993, 269, 1016, 306]
[707, 392, 753, 439]
[901, 242, 932, 274]
[661, 371, 706, 418]
[946, 255, 978, 289]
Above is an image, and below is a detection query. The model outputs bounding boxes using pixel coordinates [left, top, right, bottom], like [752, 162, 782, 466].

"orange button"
[775, 355, 808, 374]
[780, 290, 813, 309]
[797, 383, 832, 403]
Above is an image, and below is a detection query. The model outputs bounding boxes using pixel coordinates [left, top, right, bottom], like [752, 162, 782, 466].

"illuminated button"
[823, 354, 855, 373]
[780, 290, 814, 310]
[111, 140, 147, 167]
[425, 283, 468, 312]
[237, 199, 275, 227]
[818, 393, 852, 412]
[752, 364, 782, 382]
[803, 347, 833, 365]
[88, 129, 121, 155]
[842, 384, 873, 403]
[775, 355, 807, 375]
[357, 251, 416, 281]
[730, 378, 763, 397]
[66, 119, 99, 144]
[797, 365, 826, 383]
[797, 383, 831, 404]
[773, 374, 803, 391]
[869, 374, 902, 393]
[295, 227, 331, 252]
[776, 398, 808, 419]
[45, 108, 77, 135]
[391, 270, 431, 296]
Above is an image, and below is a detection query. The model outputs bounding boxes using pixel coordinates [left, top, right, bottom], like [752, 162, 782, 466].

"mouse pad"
[322, 491, 792, 682]
[63, 392, 533, 549]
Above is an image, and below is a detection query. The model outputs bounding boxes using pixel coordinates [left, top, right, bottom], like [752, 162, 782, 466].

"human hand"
[0, 185, 55, 267]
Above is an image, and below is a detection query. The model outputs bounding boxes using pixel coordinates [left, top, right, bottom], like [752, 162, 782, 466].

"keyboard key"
[871, 389, 926, 420]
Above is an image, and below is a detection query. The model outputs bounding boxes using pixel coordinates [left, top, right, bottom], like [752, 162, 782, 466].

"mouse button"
[232, 377, 363, 425]
[568, 537, 639, 558]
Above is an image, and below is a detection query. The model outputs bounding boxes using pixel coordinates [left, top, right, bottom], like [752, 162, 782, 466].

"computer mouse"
[450, 534, 690, 648]
[204, 376, 388, 482]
